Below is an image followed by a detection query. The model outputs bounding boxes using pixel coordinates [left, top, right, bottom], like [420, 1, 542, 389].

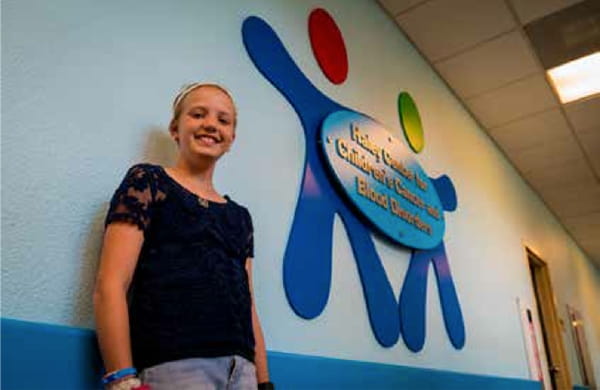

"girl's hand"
[106, 377, 150, 390]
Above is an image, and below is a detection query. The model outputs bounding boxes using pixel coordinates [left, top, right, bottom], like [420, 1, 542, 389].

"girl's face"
[171, 86, 236, 161]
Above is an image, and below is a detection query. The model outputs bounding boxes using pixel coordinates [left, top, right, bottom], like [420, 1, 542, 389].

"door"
[527, 249, 572, 390]
[567, 304, 597, 389]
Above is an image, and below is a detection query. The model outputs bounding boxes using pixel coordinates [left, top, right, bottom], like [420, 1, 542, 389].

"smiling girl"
[94, 83, 271, 390]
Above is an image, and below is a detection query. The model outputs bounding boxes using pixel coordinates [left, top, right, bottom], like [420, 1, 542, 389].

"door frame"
[526, 247, 572, 390]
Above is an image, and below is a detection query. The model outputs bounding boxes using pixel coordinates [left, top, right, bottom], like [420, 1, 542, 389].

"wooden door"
[527, 249, 572, 390]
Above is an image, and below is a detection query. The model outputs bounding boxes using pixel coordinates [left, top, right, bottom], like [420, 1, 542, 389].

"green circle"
[398, 92, 424, 153]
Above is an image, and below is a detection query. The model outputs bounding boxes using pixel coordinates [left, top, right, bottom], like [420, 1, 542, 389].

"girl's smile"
[193, 132, 222, 147]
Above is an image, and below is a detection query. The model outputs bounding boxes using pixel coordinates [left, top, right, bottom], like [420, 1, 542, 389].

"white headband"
[171, 82, 235, 115]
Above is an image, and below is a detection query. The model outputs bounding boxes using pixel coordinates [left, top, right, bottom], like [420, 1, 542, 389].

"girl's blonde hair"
[170, 82, 237, 128]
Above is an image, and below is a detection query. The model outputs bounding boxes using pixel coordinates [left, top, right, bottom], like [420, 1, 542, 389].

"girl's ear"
[169, 120, 180, 144]
[226, 131, 236, 152]
[222, 131, 236, 153]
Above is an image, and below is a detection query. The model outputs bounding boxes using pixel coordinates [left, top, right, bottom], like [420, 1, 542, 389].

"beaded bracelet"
[102, 367, 138, 385]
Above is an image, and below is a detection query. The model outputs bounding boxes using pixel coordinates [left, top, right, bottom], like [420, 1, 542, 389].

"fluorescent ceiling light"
[547, 51, 600, 104]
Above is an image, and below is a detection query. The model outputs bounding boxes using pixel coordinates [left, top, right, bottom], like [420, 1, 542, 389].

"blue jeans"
[140, 355, 257, 389]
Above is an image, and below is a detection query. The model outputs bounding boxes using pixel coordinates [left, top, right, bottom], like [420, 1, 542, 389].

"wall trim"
[2, 317, 543, 389]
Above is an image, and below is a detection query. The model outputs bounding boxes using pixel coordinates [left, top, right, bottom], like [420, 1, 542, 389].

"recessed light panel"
[547, 52, 600, 103]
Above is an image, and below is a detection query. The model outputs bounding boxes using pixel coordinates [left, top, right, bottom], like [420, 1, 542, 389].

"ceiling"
[377, 0, 600, 265]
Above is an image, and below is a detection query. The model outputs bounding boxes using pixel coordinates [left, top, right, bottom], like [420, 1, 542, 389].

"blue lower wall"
[2, 318, 104, 390]
[2, 318, 543, 390]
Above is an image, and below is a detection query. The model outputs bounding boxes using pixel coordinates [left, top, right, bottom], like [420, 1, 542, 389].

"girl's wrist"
[103, 367, 140, 389]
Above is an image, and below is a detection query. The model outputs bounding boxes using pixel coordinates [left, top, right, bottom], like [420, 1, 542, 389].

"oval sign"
[320, 110, 444, 249]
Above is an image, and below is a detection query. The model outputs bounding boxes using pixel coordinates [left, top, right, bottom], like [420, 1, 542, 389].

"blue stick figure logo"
[242, 9, 465, 351]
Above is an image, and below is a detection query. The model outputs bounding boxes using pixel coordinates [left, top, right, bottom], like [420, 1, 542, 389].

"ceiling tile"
[574, 236, 600, 265]
[510, 0, 586, 25]
[395, 0, 516, 61]
[465, 74, 558, 128]
[542, 182, 600, 218]
[508, 135, 585, 172]
[435, 31, 540, 98]
[563, 210, 600, 264]
[564, 96, 600, 131]
[523, 0, 600, 70]
[577, 127, 600, 176]
[378, 0, 427, 16]
[520, 154, 596, 193]
[435, 31, 541, 98]
[563, 211, 600, 239]
[488, 108, 571, 152]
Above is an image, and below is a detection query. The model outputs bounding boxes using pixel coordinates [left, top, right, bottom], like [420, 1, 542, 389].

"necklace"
[198, 197, 210, 208]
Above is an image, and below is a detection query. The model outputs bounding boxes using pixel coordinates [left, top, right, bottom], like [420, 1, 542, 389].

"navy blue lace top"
[105, 163, 255, 371]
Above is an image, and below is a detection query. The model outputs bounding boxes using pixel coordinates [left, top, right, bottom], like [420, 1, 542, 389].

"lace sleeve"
[244, 208, 254, 259]
[105, 164, 156, 231]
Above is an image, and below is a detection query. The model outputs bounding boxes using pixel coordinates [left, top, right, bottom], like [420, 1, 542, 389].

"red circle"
[309, 8, 348, 85]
